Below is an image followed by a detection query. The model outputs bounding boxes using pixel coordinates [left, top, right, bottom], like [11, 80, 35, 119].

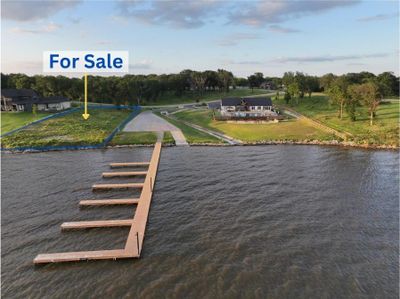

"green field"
[156, 113, 223, 144]
[1, 112, 51, 134]
[274, 94, 399, 146]
[146, 88, 271, 106]
[110, 131, 175, 145]
[1, 109, 131, 148]
[173, 109, 333, 142]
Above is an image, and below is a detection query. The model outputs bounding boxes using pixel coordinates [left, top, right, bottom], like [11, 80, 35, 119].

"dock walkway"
[33, 134, 163, 264]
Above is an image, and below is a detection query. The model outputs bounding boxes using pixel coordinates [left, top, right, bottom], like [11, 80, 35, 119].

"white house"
[220, 97, 277, 118]
[37, 96, 71, 111]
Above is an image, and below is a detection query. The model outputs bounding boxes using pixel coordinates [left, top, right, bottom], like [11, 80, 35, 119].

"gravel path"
[123, 111, 188, 146]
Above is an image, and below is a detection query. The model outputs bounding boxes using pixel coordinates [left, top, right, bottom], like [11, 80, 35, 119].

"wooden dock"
[33, 134, 163, 264]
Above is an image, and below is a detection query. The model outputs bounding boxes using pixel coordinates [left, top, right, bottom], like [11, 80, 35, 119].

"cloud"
[228, 0, 360, 27]
[116, 0, 225, 29]
[11, 22, 62, 34]
[271, 53, 389, 63]
[268, 25, 300, 33]
[217, 33, 260, 47]
[130, 60, 153, 69]
[347, 63, 367, 66]
[115, 0, 358, 29]
[2, 0, 82, 22]
[357, 13, 399, 22]
[223, 59, 263, 65]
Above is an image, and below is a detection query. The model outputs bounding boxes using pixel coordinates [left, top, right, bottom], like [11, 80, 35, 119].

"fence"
[1, 105, 141, 152]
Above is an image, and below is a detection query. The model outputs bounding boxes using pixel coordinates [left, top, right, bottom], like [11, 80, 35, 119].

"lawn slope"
[1, 109, 130, 148]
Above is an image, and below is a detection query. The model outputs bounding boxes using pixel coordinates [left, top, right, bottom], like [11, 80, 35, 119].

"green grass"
[163, 131, 175, 144]
[156, 112, 223, 144]
[145, 88, 272, 106]
[110, 131, 157, 145]
[1, 111, 51, 134]
[1, 109, 131, 148]
[274, 93, 399, 146]
[173, 109, 333, 142]
[109, 131, 175, 145]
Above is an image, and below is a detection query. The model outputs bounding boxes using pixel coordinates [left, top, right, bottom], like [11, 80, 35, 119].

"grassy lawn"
[156, 112, 223, 144]
[146, 88, 271, 106]
[110, 131, 175, 145]
[1, 109, 131, 148]
[173, 109, 333, 142]
[274, 93, 399, 146]
[1, 111, 51, 134]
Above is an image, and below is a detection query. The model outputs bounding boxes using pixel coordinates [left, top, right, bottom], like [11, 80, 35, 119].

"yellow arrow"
[82, 73, 90, 120]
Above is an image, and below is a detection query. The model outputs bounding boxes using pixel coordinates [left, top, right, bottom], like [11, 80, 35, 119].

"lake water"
[1, 146, 398, 298]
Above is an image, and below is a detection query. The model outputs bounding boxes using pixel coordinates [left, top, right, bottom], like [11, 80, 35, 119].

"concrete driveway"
[123, 111, 188, 146]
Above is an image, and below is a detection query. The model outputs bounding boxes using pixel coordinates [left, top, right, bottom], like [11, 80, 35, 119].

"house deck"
[33, 134, 163, 264]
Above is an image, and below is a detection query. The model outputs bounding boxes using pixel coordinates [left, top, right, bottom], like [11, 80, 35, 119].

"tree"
[190, 71, 207, 96]
[282, 72, 295, 89]
[287, 82, 300, 104]
[284, 92, 291, 104]
[304, 76, 319, 97]
[235, 77, 248, 88]
[377, 72, 398, 97]
[319, 73, 336, 91]
[354, 82, 381, 125]
[327, 76, 349, 119]
[347, 85, 362, 121]
[247, 72, 264, 92]
[217, 69, 233, 93]
[275, 90, 280, 101]
[294, 72, 306, 98]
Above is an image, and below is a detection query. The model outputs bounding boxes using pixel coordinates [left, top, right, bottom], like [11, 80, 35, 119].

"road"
[123, 111, 188, 146]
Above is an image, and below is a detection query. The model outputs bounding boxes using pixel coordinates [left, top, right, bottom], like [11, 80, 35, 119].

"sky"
[1, 0, 399, 78]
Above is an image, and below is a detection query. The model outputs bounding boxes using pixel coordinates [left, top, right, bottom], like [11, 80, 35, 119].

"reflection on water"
[1, 146, 399, 298]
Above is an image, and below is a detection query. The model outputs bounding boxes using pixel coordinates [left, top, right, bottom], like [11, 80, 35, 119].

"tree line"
[1, 70, 398, 116]
[1, 70, 235, 105]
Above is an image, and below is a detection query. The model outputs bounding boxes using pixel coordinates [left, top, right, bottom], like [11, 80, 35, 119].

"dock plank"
[61, 219, 132, 230]
[79, 198, 140, 206]
[34, 249, 138, 264]
[102, 171, 147, 178]
[92, 183, 144, 190]
[110, 162, 149, 168]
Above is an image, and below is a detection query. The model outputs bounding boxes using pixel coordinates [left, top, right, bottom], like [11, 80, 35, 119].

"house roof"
[242, 97, 272, 106]
[1, 89, 38, 98]
[38, 96, 70, 104]
[207, 101, 222, 109]
[221, 97, 272, 106]
[1, 89, 70, 104]
[221, 97, 242, 106]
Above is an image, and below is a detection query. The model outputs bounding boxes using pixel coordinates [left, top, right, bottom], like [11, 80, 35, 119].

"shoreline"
[1, 139, 398, 153]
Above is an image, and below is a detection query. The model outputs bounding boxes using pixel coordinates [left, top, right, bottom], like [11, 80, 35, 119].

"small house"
[1, 89, 39, 112]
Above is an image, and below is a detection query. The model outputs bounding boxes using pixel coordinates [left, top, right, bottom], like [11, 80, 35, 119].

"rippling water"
[1, 146, 399, 298]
